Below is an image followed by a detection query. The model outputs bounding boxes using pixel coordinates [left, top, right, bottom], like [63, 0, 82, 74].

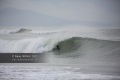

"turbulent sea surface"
[0, 27, 120, 80]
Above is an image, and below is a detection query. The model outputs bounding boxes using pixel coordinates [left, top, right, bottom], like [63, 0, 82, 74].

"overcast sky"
[0, 0, 120, 28]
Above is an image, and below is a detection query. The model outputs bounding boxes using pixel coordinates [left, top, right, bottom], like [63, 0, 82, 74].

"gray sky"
[0, 0, 120, 28]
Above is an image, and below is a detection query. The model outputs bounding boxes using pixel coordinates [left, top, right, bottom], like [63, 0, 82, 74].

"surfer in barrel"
[56, 45, 60, 50]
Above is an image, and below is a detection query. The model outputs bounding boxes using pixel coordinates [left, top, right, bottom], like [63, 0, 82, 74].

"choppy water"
[0, 65, 120, 80]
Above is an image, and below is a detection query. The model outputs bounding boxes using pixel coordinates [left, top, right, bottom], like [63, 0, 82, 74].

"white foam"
[31, 30, 64, 34]
[0, 35, 69, 53]
[0, 38, 50, 53]
[0, 66, 120, 80]
[0, 30, 75, 53]
[0, 28, 23, 34]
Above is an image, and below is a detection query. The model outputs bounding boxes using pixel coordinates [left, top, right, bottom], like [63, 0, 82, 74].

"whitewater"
[0, 27, 120, 80]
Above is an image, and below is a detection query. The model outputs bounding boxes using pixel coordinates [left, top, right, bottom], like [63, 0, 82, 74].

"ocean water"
[0, 65, 120, 80]
[0, 27, 120, 80]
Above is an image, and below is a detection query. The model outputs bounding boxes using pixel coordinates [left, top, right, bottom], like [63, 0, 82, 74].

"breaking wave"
[0, 36, 120, 57]
[0, 28, 31, 34]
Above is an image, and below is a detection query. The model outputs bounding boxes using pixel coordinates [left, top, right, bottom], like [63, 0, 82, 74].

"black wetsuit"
[56, 45, 60, 50]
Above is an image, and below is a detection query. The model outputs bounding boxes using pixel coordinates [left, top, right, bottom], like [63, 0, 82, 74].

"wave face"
[0, 28, 31, 34]
[48, 37, 120, 65]
[53, 37, 120, 57]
